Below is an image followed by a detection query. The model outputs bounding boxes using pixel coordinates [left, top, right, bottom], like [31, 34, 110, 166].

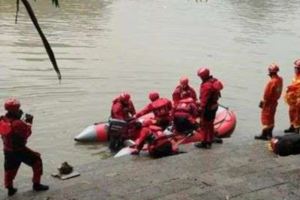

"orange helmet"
[119, 92, 130, 102]
[4, 98, 21, 112]
[148, 92, 159, 102]
[197, 67, 210, 80]
[294, 59, 300, 69]
[268, 63, 279, 74]
[180, 77, 189, 86]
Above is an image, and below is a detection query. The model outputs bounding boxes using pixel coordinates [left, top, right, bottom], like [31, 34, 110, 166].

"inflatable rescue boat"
[74, 105, 237, 143]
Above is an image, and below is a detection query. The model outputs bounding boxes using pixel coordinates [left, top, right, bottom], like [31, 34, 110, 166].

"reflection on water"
[0, 0, 300, 180]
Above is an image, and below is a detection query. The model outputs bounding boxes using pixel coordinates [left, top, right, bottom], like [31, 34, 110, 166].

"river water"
[0, 0, 300, 183]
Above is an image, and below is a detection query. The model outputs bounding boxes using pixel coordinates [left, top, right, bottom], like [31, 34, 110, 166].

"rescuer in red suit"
[172, 77, 197, 106]
[284, 59, 300, 134]
[172, 97, 199, 134]
[135, 92, 172, 130]
[255, 64, 283, 140]
[0, 98, 49, 196]
[111, 92, 136, 121]
[194, 67, 223, 149]
[135, 91, 160, 118]
[131, 121, 176, 157]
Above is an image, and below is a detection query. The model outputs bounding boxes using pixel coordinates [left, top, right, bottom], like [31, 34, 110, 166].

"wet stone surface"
[1, 140, 300, 200]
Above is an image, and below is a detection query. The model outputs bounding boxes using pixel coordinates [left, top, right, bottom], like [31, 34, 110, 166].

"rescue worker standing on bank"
[255, 64, 283, 140]
[111, 92, 136, 121]
[284, 59, 300, 134]
[172, 77, 197, 106]
[194, 67, 223, 149]
[0, 98, 49, 196]
[135, 92, 172, 130]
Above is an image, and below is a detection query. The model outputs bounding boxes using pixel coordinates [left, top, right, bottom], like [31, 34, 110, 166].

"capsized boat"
[74, 105, 237, 143]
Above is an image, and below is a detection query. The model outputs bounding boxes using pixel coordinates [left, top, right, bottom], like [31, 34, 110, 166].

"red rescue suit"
[199, 77, 222, 144]
[285, 74, 300, 128]
[261, 74, 283, 128]
[0, 115, 43, 189]
[173, 98, 199, 133]
[136, 98, 172, 129]
[134, 125, 174, 157]
[111, 98, 136, 121]
[172, 85, 197, 106]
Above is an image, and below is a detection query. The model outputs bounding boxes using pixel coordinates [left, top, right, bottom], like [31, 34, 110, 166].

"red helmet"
[148, 92, 159, 102]
[197, 67, 210, 79]
[4, 98, 21, 112]
[119, 92, 130, 102]
[180, 77, 189, 86]
[268, 63, 279, 74]
[294, 59, 300, 69]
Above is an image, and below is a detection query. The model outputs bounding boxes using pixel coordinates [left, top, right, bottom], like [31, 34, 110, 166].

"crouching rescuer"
[131, 120, 177, 158]
[0, 98, 49, 196]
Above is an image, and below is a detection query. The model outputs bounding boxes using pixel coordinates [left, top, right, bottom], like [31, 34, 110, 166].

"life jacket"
[173, 98, 197, 119]
[0, 116, 12, 136]
[178, 86, 196, 99]
[151, 98, 172, 118]
[146, 126, 172, 156]
[209, 78, 223, 103]
[285, 76, 300, 106]
[111, 98, 135, 120]
[0, 115, 31, 151]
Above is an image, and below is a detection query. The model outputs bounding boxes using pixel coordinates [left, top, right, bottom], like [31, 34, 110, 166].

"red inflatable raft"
[74, 105, 236, 143]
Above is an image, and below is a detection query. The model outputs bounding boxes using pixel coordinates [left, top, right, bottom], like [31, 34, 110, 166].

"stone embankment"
[1, 140, 300, 200]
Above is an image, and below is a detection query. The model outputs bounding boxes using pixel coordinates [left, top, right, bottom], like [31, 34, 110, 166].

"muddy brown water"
[0, 0, 300, 183]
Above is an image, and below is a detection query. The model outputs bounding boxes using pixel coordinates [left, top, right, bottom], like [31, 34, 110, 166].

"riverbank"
[1, 139, 300, 200]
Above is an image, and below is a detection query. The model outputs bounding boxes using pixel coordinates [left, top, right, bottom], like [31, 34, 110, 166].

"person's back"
[173, 97, 199, 133]
[150, 97, 173, 129]
[111, 92, 136, 121]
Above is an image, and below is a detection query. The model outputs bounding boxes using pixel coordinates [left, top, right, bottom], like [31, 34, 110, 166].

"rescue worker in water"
[284, 59, 300, 134]
[255, 64, 283, 140]
[0, 98, 49, 196]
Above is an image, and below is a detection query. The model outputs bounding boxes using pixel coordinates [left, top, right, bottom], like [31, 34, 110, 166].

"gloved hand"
[25, 113, 34, 124]
[259, 100, 264, 109]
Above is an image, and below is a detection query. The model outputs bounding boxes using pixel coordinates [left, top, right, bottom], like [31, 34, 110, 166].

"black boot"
[284, 125, 295, 133]
[7, 186, 17, 196]
[254, 129, 268, 140]
[33, 183, 49, 191]
[213, 137, 223, 144]
[194, 142, 211, 149]
[266, 127, 273, 140]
